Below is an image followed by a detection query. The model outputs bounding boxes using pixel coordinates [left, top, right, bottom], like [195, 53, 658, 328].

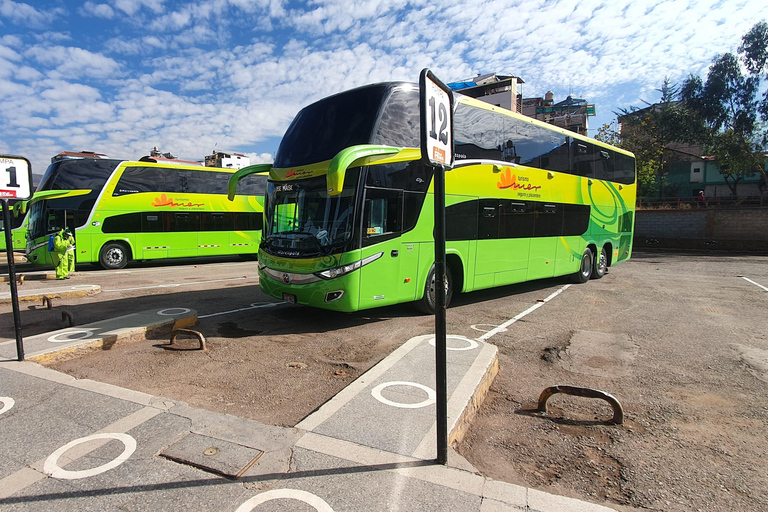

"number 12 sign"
[420, 69, 454, 169]
[0, 155, 33, 200]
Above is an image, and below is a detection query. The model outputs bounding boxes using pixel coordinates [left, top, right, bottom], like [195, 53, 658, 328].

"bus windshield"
[274, 85, 391, 169]
[264, 169, 360, 257]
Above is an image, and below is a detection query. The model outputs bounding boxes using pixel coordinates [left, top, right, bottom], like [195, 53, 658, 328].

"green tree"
[680, 21, 768, 196]
[612, 78, 692, 198]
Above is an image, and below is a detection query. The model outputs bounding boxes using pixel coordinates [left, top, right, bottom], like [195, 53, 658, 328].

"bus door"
[475, 199, 531, 288]
[167, 212, 200, 258]
[138, 212, 169, 259]
[199, 212, 232, 256]
[358, 188, 413, 308]
[527, 202, 561, 280]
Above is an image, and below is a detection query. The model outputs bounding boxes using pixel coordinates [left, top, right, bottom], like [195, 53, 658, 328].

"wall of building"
[634, 208, 768, 252]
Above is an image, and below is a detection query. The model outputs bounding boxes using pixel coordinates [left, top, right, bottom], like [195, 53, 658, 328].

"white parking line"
[478, 284, 571, 341]
[198, 302, 281, 319]
[739, 276, 768, 292]
[103, 277, 251, 292]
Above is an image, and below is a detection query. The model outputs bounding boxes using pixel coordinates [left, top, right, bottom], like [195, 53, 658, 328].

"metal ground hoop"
[537, 385, 624, 425]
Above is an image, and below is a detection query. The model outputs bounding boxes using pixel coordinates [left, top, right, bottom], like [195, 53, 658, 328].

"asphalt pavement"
[0, 296, 619, 511]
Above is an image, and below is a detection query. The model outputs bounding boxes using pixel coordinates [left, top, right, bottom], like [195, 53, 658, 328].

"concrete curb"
[0, 271, 56, 283]
[0, 283, 100, 304]
[0, 308, 198, 362]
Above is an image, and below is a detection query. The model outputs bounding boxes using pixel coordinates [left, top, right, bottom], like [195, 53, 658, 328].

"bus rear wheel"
[416, 265, 453, 315]
[571, 247, 593, 283]
[99, 242, 129, 270]
[592, 246, 608, 279]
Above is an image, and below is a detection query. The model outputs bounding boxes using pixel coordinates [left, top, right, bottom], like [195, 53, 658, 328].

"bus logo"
[497, 168, 542, 192]
[151, 193, 204, 208]
[282, 273, 291, 284]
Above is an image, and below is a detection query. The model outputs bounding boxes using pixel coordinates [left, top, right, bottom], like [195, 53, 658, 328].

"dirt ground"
[47, 303, 431, 427]
[41, 252, 768, 512]
[457, 253, 768, 512]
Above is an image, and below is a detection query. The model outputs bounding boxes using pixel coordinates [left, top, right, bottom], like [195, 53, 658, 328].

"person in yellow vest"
[53, 228, 75, 279]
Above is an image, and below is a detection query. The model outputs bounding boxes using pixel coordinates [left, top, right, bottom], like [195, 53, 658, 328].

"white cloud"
[80, 2, 116, 19]
[0, 0, 63, 27]
[114, 0, 166, 16]
[2, 0, 767, 172]
[25, 46, 122, 79]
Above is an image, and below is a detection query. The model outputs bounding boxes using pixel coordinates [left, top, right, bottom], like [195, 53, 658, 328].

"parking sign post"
[1, 155, 33, 361]
[419, 69, 454, 465]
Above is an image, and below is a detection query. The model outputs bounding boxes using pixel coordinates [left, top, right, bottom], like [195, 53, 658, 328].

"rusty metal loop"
[537, 385, 624, 425]
[61, 310, 74, 327]
[168, 329, 206, 351]
[42, 296, 53, 310]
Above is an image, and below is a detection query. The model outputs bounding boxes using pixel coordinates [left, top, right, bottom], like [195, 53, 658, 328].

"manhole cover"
[160, 433, 263, 478]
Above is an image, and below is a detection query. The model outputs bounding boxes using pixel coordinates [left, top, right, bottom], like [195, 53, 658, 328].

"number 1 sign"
[419, 69, 454, 169]
[0, 155, 33, 200]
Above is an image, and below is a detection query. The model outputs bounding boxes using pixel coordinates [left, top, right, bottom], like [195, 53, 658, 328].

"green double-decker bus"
[230, 82, 636, 313]
[27, 157, 267, 269]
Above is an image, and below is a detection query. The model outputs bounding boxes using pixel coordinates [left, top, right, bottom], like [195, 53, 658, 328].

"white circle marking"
[44, 433, 137, 480]
[235, 489, 334, 512]
[156, 308, 191, 316]
[0, 397, 15, 415]
[47, 330, 95, 343]
[371, 381, 436, 409]
[428, 335, 479, 351]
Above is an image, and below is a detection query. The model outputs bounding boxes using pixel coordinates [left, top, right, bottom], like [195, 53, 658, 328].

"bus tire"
[99, 242, 129, 270]
[415, 264, 453, 315]
[571, 247, 593, 284]
[592, 246, 608, 279]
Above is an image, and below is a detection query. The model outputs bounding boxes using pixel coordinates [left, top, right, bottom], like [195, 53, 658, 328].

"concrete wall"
[634, 208, 768, 252]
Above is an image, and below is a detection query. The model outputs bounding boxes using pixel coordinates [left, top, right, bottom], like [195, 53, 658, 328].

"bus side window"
[363, 188, 402, 245]
[595, 150, 614, 182]
[142, 213, 163, 232]
[573, 141, 595, 177]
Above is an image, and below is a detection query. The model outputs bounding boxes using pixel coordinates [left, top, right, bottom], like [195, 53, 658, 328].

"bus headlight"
[315, 252, 383, 280]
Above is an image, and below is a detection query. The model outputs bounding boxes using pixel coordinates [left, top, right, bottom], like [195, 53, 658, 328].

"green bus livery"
[229, 82, 636, 313]
[0, 200, 28, 252]
[26, 157, 267, 269]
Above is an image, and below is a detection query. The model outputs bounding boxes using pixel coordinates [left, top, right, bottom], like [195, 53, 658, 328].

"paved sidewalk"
[0, 313, 620, 511]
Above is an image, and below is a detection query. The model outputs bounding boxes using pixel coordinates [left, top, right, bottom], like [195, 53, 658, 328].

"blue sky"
[1, 0, 765, 175]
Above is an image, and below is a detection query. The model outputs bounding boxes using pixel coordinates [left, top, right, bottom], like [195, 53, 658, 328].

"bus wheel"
[592, 246, 608, 279]
[415, 265, 453, 315]
[571, 247, 593, 284]
[99, 242, 129, 270]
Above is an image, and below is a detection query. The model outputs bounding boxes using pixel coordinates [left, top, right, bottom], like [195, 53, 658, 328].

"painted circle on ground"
[0, 397, 15, 415]
[428, 335, 479, 351]
[470, 324, 498, 333]
[44, 433, 137, 480]
[156, 308, 191, 316]
[235, 489, 334, 512]
[47, 330, 94, 343]
[371, 381, 436, 409]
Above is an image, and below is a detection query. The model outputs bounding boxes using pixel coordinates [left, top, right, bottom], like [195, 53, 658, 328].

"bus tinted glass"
[455, 100, 635, 184]
[114, 167, 268, 196]
[274, 85, 389, 168]
[37, 159, 118, 194]
[373, 87, 420, 147]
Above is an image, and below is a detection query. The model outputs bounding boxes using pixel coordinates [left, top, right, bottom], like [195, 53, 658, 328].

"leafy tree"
[680, 21, 768, 196]
[611, 78, 693, 198]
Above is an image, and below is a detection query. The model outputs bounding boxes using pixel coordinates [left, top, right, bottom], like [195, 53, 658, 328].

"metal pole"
[2, 200, 24, 361]
[434, 164, 448, 465]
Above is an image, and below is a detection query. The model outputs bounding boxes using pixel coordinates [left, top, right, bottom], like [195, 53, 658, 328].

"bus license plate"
[282, 293, 296, 304]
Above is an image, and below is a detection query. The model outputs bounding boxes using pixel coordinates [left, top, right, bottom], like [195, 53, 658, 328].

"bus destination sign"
[419, 69, 454, 169]
[0, 156, 33, 200]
